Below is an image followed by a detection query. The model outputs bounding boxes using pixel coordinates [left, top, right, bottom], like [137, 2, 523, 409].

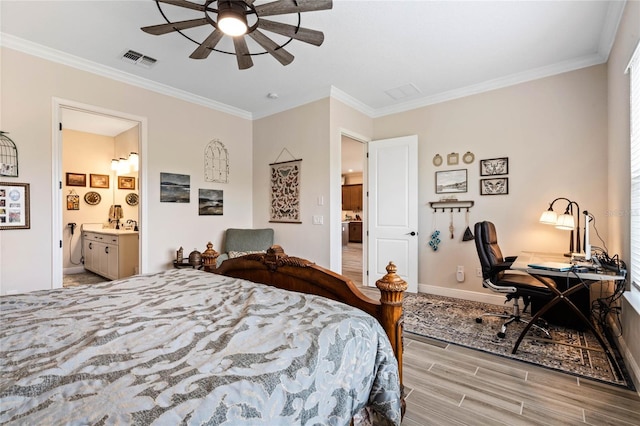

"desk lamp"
[539, 197, 581, 256]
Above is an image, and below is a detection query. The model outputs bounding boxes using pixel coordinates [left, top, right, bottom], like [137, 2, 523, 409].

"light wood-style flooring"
[344, 242, 640, 424]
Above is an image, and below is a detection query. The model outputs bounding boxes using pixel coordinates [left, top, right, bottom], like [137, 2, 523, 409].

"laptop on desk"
[527, 261, 575, 272]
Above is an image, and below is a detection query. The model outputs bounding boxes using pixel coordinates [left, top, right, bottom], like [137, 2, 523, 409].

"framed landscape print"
[480, 157, 509, 176]
[66, 173, 86, 187]
[198, 189, 223, 215]
[118, 176, 135, 190]
[435, 169, 467, 194]
[90, 174, 109, 188]
[160, 172, 190, 203]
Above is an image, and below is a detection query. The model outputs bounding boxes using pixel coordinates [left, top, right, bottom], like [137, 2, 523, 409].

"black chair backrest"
[474, 221, 506, 280]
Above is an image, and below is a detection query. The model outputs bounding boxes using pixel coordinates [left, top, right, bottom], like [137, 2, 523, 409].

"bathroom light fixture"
[111, 152, 139, 175]
[129, 152, 139, 172]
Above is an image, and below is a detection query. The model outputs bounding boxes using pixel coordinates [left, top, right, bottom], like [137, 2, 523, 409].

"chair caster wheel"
[475, 318, 482, 323]
[497, 331, 506, 339]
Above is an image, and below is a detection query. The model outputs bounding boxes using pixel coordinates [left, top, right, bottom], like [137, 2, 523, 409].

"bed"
[0, 246, 406, 425]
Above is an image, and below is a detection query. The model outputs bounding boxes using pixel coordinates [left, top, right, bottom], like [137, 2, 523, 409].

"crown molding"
[0, 33, 252, 121]
[597, 0, 627, 62]
[371, 52, 607, 118]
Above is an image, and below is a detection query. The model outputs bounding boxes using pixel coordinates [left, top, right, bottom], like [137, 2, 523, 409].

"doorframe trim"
[337, 128, 369, 283]
[51, 98, 148, 288]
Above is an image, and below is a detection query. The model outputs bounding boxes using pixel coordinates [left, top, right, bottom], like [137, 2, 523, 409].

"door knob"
[406, 231, 417, 236]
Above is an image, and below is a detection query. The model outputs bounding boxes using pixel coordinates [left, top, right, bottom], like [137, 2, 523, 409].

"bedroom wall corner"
[372, 65, 609, 300]
[252, 99, 332, 268]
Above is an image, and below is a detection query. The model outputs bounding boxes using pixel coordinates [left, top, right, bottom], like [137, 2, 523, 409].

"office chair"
[474, 221, 554, 338]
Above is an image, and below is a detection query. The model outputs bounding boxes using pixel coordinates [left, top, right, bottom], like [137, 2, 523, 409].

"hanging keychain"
[429, 210, 441, 251]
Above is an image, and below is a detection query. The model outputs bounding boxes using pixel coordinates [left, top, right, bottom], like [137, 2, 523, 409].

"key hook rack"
[429, 200, 474, 213]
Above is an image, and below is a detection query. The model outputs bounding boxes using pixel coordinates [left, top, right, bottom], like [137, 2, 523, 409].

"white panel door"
[367, 135, 418, 293]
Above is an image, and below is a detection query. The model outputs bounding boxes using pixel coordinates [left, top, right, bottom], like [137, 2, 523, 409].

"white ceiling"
[0, 1, 625, 121]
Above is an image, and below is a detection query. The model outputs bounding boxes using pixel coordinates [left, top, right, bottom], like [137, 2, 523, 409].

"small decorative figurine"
[176, 246, 184, 262]
[188, 249, 202, 266]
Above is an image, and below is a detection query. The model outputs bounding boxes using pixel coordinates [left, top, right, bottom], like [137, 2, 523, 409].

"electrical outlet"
[476, 267, 482, 277]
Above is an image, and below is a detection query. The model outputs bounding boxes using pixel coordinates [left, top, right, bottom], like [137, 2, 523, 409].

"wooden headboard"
[204, 245, 407, 389]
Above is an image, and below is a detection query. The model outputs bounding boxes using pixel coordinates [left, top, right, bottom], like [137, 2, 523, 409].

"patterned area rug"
[403, 293, 633, 389]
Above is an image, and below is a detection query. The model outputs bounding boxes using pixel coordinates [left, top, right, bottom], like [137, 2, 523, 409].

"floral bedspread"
[0, 268, 401, 425]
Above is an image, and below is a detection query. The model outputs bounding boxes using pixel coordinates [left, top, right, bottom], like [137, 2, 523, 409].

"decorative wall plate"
[463, 151, 475, 164]
[125, 192, 139, 206]
[84, 191, 101, 205]
[432, 154, 443, 167]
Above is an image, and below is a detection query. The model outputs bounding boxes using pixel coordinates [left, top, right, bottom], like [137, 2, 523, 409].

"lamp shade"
[129, 152, 139, 172]
[539, 210, 558, 225]
[555, 213, 575, 230]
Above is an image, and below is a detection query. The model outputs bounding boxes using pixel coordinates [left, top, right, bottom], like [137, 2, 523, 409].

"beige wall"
[373, 65, 609, 298]
[252, 99, 332, 266]
[607, 0, 640, 390]
[0, 47, 253, 294]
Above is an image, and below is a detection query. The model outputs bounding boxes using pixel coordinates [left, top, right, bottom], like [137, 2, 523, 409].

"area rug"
[403, 292, 633, 389]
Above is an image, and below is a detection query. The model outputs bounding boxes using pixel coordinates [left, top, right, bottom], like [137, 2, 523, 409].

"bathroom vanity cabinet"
[82, 230, 139, 280]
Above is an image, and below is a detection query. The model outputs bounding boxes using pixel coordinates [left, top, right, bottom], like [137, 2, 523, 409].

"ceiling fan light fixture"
[217, 1, 248, 36]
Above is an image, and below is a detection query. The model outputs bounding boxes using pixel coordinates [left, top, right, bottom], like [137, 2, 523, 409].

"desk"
[512, 251, 626, 380]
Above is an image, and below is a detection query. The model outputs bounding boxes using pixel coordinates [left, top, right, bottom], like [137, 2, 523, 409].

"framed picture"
[90, 174, 109, 188]
[435, 169, 467, 194]
[480, 178, 509, 195]
[67, 194, 80, 210]
[198, 189, 223, 215]
[66, 172, 86, 187]
[160, 172, 190, 203]
[0, 182, 30, 230]
[118, 176, 136, 190]
[447, 152, 459, 165]
[270, 159, 302, 223]
[480, 157, 509, 176]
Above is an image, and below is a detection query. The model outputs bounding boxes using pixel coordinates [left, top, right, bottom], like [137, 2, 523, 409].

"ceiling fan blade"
[141, 18, 209, 35]
[190, 30, 224, 59]
[255, 0, 333, 17]
[233, 37, 254, 70]
[248, 29, 294, 66]
[157, 0, 208, 12]
[258, 19, 324, 46]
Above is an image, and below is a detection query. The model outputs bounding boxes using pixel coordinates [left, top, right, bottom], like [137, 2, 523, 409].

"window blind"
[629, 41, 640, 292]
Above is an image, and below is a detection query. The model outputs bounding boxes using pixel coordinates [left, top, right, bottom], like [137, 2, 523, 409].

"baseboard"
[417, 283, 507, 306]
[608, 316, 640, 395]
[64, 266, 85, 275]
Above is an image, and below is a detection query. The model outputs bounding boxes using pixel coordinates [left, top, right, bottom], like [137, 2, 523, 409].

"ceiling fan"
[141, 0, 333, 70]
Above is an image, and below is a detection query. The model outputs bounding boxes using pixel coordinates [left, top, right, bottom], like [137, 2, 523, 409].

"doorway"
[52, 99, 145, 289]
[341, 135, 366, 286]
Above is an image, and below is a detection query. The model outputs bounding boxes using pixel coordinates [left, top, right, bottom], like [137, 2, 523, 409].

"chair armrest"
[216, 253, 229, 268]
[493, 261, 514, 273]
[505, 256, 517, 263]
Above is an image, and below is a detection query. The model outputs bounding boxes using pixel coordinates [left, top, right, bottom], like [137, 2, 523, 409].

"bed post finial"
[202, 242, 219, 267]
[375, 261, 407, 400]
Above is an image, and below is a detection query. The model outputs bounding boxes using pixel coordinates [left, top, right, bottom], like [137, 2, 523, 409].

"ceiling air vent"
[121, 50, 157, 69]
[384, 83, 421, 101]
